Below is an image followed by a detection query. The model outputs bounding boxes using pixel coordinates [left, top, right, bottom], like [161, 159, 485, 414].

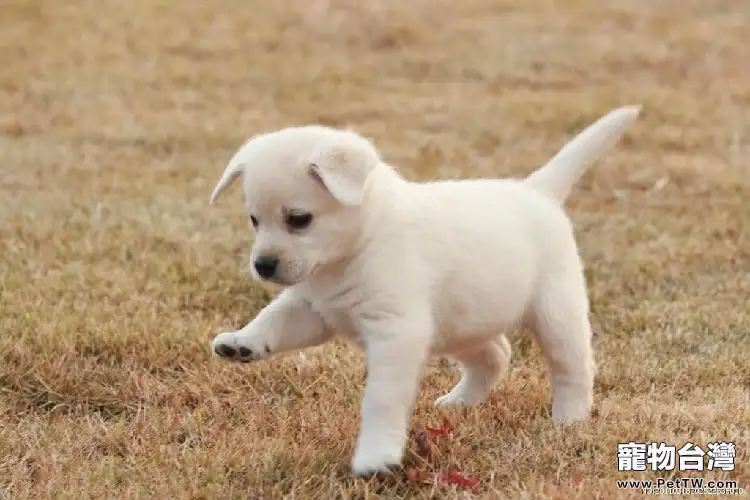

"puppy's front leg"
[351, 313, 432, 476]
[211, 287, 330, 363]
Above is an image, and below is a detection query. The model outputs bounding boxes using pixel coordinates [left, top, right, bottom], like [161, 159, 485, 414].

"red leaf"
[438, 470, 480, 490]
[407, 467, 481, 491]
[425, 419, 454, 439]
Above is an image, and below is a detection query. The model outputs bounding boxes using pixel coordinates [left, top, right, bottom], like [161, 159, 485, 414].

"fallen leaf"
[425, 419, 454, 439]
[406, 467, 481, 491]
[438, 470, 480, 490]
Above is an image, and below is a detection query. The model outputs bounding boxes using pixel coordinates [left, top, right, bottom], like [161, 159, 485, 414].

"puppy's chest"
[317, 307, 361, 342]
[305, 278, 368, 344]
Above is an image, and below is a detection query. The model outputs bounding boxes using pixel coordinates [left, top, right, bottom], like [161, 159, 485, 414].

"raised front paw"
[211, 331, 271, 363]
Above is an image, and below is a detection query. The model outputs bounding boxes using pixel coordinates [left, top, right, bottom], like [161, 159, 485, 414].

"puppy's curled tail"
[524, 105, 641, 204]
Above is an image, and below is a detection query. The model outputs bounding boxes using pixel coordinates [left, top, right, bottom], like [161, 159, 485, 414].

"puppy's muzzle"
[254, 256, 279, 279]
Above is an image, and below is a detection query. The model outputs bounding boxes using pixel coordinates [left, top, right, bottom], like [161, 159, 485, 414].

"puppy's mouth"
[265, 276, 296, 286]
[255, 272, 300, 287]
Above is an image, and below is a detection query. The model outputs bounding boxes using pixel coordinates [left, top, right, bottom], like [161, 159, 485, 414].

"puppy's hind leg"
[435, 335, 512, 407]
[531, 266, 595, 423]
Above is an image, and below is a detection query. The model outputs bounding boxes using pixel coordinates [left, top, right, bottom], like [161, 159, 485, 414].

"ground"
[1, 0, 748, 498]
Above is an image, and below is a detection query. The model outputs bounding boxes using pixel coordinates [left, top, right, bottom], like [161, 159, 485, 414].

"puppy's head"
[209, 125, 380, 285]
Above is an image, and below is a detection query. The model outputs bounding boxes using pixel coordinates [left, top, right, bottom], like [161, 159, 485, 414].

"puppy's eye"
[286, 212, 313, 230]
[250, 215, 258, 228]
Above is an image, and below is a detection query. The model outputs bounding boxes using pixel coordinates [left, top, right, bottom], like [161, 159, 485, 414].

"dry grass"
[1, 0, 749, 498]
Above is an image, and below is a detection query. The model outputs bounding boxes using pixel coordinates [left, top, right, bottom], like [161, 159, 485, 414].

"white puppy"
[208, 106, 640, 476]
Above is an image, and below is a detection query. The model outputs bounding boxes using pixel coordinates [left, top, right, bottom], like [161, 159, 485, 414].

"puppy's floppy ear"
[307, 131, 380, 206]
[209, 139, 254, 204]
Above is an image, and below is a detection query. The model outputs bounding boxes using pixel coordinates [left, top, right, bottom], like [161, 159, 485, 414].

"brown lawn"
[1, 0, 748, 498]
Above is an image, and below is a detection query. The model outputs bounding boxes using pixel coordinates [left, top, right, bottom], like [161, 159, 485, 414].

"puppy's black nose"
[254, 256, 279, 279]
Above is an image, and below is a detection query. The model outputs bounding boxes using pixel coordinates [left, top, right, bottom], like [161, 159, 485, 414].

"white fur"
[208, 106, 641, 476]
